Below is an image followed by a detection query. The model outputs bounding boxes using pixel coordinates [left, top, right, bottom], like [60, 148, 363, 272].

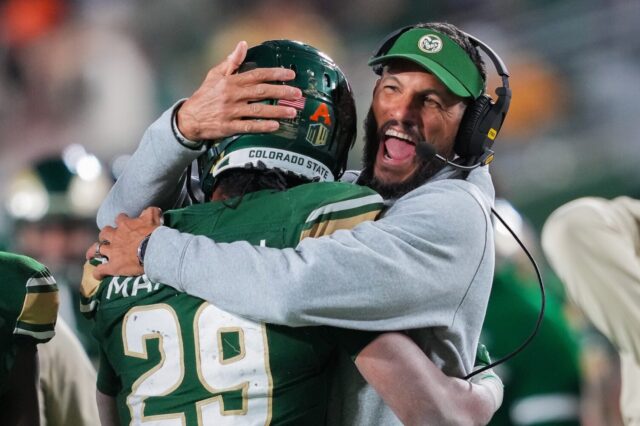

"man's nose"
[388, 96, 419, 126]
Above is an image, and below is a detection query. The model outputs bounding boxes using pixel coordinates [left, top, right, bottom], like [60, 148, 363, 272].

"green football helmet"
[6, 145, 112, 222]
[198, 40, 357, 198]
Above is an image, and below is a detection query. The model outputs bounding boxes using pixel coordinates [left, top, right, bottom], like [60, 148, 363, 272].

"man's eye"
[383, 85, 398, 93]
[423, 96, 442, 108]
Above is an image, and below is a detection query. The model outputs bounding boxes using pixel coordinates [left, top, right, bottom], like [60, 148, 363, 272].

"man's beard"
[356, 107, 446, 199]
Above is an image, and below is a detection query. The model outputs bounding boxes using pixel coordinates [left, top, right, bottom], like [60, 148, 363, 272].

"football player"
[5, 153, 105, 425]
[0, 251, 59, 425]
[7, 150, 112, 361]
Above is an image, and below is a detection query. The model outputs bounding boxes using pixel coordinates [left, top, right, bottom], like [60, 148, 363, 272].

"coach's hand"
[87, 207, 163, 279]
[177, 41, 302, 141]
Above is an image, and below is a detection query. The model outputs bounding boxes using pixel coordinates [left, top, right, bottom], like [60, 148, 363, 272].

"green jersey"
[0, 251, 59, 395]
[82, 182, 383, 425]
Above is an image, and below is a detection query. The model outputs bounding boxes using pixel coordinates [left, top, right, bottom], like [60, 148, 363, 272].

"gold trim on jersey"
[81, 261, 102, 299]
[195, 385, 250, 419]
[17, 291, 59, 325]
[303, 194, 383, 223]
[301, 210, 381, 240]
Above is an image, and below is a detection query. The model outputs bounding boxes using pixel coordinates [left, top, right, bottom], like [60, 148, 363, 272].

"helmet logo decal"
[276, 116, 299, 140]
[273, 97, 306, 140]
[277, 97, 306, 110]
[309, 103, 332, 125]
[306, 123, 329, 146]
[418, 35, 443, 53]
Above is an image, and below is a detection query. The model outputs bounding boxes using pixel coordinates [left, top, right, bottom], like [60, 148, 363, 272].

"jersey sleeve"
[11, 258, 59, 344]
[0, 252, 58, 394]
[80, 258, 107, 319]
[295, 183, 384, 240]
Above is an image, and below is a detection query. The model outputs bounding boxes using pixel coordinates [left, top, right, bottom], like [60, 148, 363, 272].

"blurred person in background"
[4, 148, 106, 425]
[207, 0, 342, 61]
[5, 145, 112, 361]
[36, 319, 100, 426]
[0, 0, 155, 194]
[482, 199, 583, 426]
[542, 196, 640, 425]
[0, 250, 99, 426]
[0, 251, 58, 426]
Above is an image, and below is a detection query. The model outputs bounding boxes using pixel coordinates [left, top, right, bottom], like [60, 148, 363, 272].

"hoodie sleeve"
[145, 176, 494, 331]
[97, 102, 205, 229]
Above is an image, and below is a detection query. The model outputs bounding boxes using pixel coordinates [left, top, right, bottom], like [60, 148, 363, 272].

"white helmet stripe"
[212, 147, 335, 182]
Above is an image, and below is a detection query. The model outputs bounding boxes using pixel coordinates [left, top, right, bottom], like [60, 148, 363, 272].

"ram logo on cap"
[418, 35, 443, 53]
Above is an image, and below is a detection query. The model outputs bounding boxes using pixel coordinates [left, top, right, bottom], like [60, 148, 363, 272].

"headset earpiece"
[455, 94, 493, 158]
[454, 34, 511, 163]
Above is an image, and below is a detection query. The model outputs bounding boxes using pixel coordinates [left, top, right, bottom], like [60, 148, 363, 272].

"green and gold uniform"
[0, 251, 59, 395]
[82, 182, 383, 425]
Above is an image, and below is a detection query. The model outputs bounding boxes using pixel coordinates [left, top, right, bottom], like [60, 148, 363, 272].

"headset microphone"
[415, 140, 486, 171]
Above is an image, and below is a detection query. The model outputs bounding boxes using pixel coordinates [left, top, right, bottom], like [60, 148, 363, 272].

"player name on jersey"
[105, 275, 162, 300]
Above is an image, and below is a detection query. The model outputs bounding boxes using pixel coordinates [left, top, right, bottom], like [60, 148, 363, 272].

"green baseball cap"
[368, 28, 484, 99]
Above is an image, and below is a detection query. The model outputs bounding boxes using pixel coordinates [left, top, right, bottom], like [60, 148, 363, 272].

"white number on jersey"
[122, 303, 272, 425]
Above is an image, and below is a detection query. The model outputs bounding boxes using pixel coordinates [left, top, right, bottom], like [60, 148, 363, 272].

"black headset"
[371, 25, 512, 167]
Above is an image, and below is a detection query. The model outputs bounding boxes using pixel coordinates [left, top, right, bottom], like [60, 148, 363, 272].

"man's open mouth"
[382, 129, 417, 161]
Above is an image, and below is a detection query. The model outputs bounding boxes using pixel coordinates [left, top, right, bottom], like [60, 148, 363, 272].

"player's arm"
[96, 178, 490, 331]
[354, 333, 502, 426]
[542, 197, 640, 364]
[97, 391, 120, 426]
[0, 255, 59, 426]
[0, 341, 40, 426]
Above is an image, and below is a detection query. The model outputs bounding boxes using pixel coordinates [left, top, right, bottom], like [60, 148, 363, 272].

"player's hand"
[88, 207, 163, 279]
[177, 41, 302, 141]
[469, 367, 504, 419]
[467, 344, 503, 423]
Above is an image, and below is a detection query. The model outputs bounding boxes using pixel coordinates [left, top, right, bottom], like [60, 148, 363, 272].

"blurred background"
[1, 0, 638, 424]
[2, 0, 639, 232]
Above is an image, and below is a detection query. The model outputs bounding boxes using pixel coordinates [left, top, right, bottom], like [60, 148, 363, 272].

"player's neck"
[211, 186, 228, 201]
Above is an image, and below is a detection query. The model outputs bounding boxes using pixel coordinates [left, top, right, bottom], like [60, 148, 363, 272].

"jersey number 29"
[122, 303, 272, 425]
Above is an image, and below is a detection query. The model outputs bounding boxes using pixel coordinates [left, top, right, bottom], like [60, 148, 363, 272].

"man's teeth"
[383, 144, 391, 159]
[385, 129, 415, 143]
